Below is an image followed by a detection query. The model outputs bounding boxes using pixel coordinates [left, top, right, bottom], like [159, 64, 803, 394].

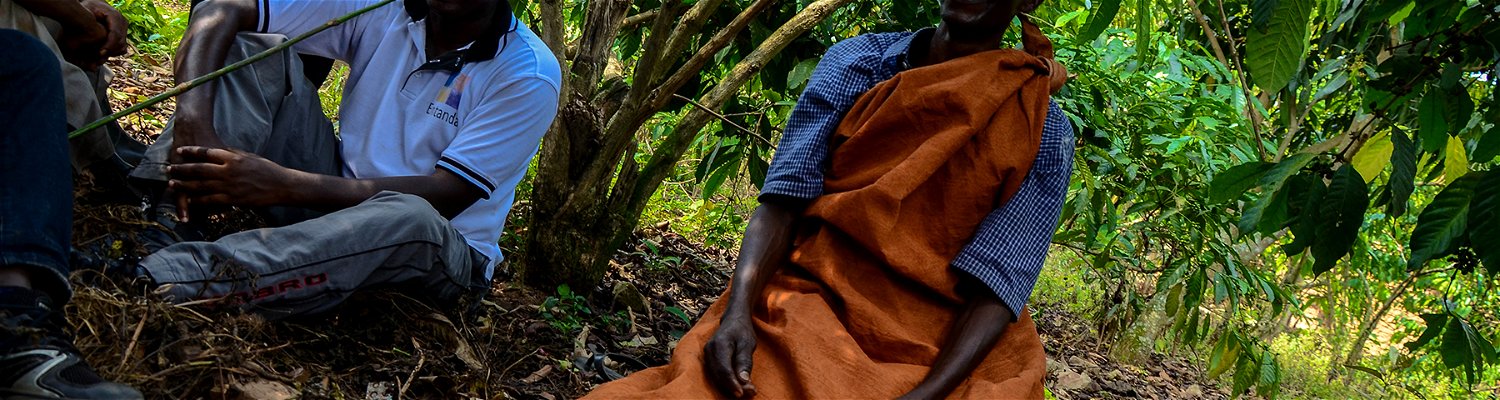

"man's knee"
[367, 191, 451, 235]
[0, 30, 61, 85]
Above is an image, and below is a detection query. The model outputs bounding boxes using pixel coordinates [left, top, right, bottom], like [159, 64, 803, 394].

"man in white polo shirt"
[126, 0, 560, 318]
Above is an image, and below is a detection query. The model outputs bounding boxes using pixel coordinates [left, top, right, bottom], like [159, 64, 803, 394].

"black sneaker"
[0, 288, 142, 399]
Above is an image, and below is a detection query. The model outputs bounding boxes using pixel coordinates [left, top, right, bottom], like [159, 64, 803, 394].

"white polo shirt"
[258, 0, 561, 279]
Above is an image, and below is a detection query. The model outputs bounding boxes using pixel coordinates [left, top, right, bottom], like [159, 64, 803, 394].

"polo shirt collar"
[404, 0, 514, 71]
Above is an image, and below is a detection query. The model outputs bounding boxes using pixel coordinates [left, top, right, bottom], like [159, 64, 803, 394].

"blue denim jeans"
[0, 29, 74, 302]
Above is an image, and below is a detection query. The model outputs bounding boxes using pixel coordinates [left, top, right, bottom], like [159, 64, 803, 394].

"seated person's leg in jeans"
[0, 29, 141, 399]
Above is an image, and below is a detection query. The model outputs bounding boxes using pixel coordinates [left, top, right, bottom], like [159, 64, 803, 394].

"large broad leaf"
[1207, 332, 1242, 379]
[1255, 352, 1281, 399]
[1079, 0, 1122, 40]
[1285, 174, 1326, 255]
[786, 59, 818, 91]
[1444, 138, 1470, 183]
[1312, 165, 1369, 275]
[1134, 0, 1152, 64]
[1245, 0, 1312, 91]
[1468, 171, 1500, 276]
[1239, 154, 1315, 237]
[1251, 0, 1280, 31]
[1351, 131, 1392, 183]
[1473, 126, 1500, 163]
[1231, 352, 1260, 396]
[1211, 162, 1276, 204]
[1406, 313, 1448, 351]
[1408, 174, 1482, 270]
[1389, 130, 1417, 217]
[1440, 316, 1494, 383]
[1419, 89, 1450, 152]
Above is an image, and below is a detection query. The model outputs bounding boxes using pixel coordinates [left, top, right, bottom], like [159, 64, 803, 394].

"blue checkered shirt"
[760, 30, 1075, 318]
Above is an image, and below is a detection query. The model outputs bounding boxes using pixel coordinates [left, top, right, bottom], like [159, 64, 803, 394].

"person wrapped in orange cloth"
[586, 0, 1074, 398]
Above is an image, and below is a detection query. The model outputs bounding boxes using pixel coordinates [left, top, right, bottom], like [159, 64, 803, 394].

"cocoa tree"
[522, 0, 855, 289]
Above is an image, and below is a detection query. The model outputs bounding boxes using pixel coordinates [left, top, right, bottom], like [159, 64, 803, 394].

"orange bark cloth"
[587, 25, 1058, 400]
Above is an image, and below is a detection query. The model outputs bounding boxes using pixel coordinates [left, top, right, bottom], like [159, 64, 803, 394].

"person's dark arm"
[163, 0, 259, 220]
[898, 278, 1015, 400]
[171, 0, 257, 151]
[703, 199, 804, 398]
[166, 146, 484, 219]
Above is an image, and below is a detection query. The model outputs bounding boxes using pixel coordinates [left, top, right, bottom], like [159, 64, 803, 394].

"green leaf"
[1473, 126, 1500, 163]
[1251, 0, 1279, 31]
[1239, 154, 1315, 237]
[1256, 352, 1281, 399]
[700, 161, 736, 200]
[1210, 162, 1276, 204]
[1469, 171, 1500, 276]
[1439, 316, 1492, 383]
[1444, 138, 1470, 183]
[1390, 130, 1417, 217]
[1344, 364, 1384, 380]
[1207, 333, 1242, 379]
[664, 306, 691, 324]
[1285, 174, 1326, 256]
[1232, 352, 1260, 396]
[1419, 89, 1450, 152]
[1351, 132, 1392, 183]
[1245, 0, 1312, 91]
[1312, 165, 1369, 275]
[1080, 0, 1122, 40]
[1407, 313, 1448, 351]
[1408, 174, 1481, 270]
[1134, 0, 1152, 64]
[747, 152, 769, 189]
[786, 58, 818, 91]
[1164, 284, 1184, 317]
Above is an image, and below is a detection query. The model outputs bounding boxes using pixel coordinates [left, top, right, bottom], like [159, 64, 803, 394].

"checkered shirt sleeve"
[760, 32, 1076, 319]
[951, 103, 1075, 319]
[759, 33, 909, 200]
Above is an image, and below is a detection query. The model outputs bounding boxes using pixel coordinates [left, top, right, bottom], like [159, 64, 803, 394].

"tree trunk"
[522, 0, 856, 291]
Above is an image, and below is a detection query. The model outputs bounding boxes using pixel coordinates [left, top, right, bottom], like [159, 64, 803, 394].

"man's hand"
[167, 146, 295, 218]
[704, 315, 758, 398]
[56, 16, 107, 69]
[80, 0, 129, 59]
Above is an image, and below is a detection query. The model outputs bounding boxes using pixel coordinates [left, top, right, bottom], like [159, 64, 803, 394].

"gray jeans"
[134, 34, 490, 319]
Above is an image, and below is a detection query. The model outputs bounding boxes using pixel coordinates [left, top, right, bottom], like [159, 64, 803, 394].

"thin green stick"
[68, 0, 396, 139]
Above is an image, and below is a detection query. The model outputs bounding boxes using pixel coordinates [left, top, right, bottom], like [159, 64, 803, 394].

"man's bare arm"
[167, 147, 485, 219]
[171, 0, 256, 147]
[900, 278, 1015, 400]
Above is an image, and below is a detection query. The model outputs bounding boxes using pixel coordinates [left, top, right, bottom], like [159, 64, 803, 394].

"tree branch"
[673, 93, 776, 148]
[1213, 0, 1269, 161]
[569, 0, 631, 97]
[651, 0, 731, 84]
[623, 0, 855, 215]
[649, 0, 776, 111]
[622, 9, 659, 30]
[565, 0, 691, 214]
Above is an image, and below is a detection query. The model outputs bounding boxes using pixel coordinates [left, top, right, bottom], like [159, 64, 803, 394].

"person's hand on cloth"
[704, 315, 758, 398]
